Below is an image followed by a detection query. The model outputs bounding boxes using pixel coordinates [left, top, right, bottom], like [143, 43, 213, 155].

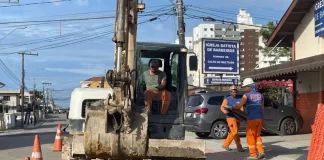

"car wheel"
[195, 132, 210, 138]
[210, 121, 229, 139]
[280, 118, 296, 135]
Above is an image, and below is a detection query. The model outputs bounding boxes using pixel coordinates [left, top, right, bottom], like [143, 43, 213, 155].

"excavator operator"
[220, 85, 245, 152]
[141, 59, 172, 115]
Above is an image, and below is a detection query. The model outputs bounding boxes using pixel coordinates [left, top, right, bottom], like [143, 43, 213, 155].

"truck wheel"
[280, 118, 296, 135]
[195, 132, 210, 138]
[210, 121, 228, 139]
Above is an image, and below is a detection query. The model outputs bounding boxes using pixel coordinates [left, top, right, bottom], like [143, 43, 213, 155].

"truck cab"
[67, 42, 198, 139]
[134, 42, 197, 140]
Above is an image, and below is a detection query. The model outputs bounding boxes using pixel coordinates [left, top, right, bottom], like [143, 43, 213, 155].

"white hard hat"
[229, 85, 237, 90]
[242, 78, 254, 87]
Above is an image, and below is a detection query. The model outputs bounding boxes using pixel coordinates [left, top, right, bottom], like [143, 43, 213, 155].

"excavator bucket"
[81, 100, 206, 159]
[83, 102, 149, 159]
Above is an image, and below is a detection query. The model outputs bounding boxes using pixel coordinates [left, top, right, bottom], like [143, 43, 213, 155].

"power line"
[0, 0, 71, 8]
[0, 23, 115, 50]
[185, 14, 268, 28]
[0, 59, 21, 84]
[0, 16, 115, 25]
[186, 7, 235, 21]
[187, 5, 280, 21]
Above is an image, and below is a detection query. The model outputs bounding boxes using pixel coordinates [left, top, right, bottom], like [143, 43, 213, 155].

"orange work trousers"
[144, 89, 172, 114]
[223, 118, 242, 149]
[246, 119, 264, 157]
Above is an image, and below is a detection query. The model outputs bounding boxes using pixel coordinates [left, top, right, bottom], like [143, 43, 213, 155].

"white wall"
[294, 5, 324, 60]
[296, 71, 320, 94]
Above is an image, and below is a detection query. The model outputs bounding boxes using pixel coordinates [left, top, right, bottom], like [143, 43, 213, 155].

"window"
[210, 35, 213, 38]
[82, 99, 100, 118]
[204, 28, 207, 31]
[3, 96, 10, 101]
[255, 55, 259, 58]
[240, 61, 245, 64]
[210, 28, 214, 31]
[241, 42, 244, 45]
[189, 41, 192, 43]
[240, 68, 245, 71]
[240, 55, 244, 58]
[170, 53, 179, 87]
[207, 96, 224, 105]
[264, 98, 272, 108]
[188, 95, 204, 107]
[255, 48, 259, 51]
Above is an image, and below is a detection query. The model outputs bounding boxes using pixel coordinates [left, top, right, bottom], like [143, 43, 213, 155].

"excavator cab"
[135, 42, 198, 140]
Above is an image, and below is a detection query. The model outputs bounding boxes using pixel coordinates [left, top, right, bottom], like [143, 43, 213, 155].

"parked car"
[184, 90, 303, 139]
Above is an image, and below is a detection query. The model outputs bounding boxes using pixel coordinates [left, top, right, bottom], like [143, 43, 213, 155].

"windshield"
[136, 50, 181, 116]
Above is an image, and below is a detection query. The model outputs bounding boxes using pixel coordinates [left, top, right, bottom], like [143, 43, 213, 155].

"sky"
[0, 0, 292, 107]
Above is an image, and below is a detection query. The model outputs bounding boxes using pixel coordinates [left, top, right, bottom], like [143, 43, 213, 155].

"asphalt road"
[0, 114, 311, 160]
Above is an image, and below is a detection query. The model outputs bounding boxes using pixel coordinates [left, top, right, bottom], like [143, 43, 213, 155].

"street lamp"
[0, 26, 27, 42]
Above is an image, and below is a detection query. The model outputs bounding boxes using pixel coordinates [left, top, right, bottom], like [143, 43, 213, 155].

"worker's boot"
[222, 145, 232, 151]
[237, 148, 245, 152]
[257, 152, 266, 159]
[245, 156, 258, 160]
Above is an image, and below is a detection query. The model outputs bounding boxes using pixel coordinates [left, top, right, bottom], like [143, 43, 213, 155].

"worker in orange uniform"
[141, 59, 172, 115]
[220, 85, 245, 152]
[224, 78, 265, 160]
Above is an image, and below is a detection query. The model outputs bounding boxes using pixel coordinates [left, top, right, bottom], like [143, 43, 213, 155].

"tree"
[259, 21, 292, 64]
[29, 90, 43, 100]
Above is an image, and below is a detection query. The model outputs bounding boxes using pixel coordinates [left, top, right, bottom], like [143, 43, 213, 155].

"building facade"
[241, 0, 323, 133]
[0, 89, 32, 107]
[80, 77, 111, 88]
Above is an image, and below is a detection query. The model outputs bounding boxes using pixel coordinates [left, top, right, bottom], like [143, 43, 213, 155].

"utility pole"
[46, 88, 49, 110]
[175, 0, 189, 108]
[42, 82, 51, 112]
[176, 0, 185, 45]
[18, 52, 38, 129]
[33, 78, 36, 126]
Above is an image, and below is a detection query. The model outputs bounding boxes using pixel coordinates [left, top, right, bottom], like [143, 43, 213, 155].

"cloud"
[75, 0, 89, 6]
[44, 67, 103, 75]
[50, 0, 64, 6]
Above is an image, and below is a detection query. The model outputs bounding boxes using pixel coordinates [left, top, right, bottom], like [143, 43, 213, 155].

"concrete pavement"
[0, 113, 67, 160]
[188, 132, 311, 160]
[0, 114, 311, 160]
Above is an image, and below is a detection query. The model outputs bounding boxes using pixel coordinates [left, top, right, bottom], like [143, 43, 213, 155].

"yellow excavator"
[62, 0, 206, 159]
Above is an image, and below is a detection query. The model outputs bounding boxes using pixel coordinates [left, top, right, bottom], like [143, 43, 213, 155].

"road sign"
[203, 39, 239, 74]
[204, 77, 239, 85]
[315, 0, 324, 37]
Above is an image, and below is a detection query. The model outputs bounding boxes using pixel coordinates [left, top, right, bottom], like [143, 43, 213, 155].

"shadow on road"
[205, 141, 308, 160]
[0, 131, 69, 150]
[24, 124, 64, 130]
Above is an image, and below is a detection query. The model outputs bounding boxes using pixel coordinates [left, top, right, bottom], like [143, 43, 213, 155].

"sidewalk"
[0, 114, 53, 134]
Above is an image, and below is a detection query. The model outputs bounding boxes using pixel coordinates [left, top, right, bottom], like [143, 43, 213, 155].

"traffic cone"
[53, 123, 63, 151]
[31, 135, 43, 160]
